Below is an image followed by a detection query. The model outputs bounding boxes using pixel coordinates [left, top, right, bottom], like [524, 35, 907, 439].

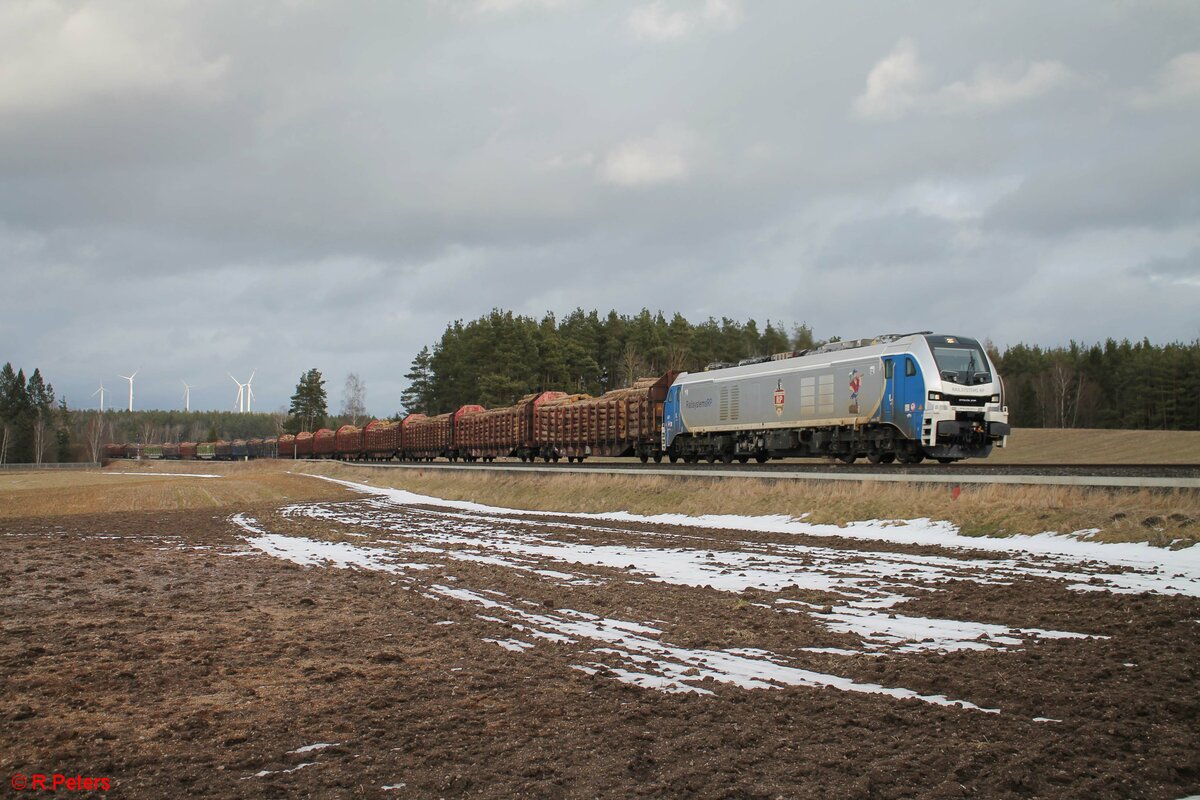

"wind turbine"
[91, 382, 106, 412]
[229, 374, 245, 413]
[120, 371, 138, 412]
[244, 371, 256, 413]
[181, 381, 192, 412]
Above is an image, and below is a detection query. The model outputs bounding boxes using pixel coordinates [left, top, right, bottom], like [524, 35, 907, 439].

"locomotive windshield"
[927, 337, 991, 385]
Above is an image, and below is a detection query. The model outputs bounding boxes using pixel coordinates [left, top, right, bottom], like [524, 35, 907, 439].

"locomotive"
[110, 332, 1008, 466]
[663, 331, 1009, 464]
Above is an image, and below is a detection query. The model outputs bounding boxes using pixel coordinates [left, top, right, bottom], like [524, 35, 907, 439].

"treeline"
[1, 363, 69, 464]
[64, 410, 285, 452]
[402, 309, 805, 414]
[400, 310, 1200, 432]
[994, 338, 1200, 430]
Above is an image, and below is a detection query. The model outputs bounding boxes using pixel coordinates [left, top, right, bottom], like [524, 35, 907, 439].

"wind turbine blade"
[248, 371, 255, 384]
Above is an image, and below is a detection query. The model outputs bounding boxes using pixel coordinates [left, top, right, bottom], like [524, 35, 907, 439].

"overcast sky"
[2, 0, 1198, 416]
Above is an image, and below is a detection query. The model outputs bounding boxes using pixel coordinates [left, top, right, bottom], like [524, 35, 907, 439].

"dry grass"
[986, 427, 1200, 464]
[0, 461, 350, 518]
[306, 462, 1200, 547]
[3, 460, 1196, 547]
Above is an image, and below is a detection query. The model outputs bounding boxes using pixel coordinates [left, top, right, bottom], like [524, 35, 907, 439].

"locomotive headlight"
[990, 394, 1000, 403]
[928, 391, 943, 401]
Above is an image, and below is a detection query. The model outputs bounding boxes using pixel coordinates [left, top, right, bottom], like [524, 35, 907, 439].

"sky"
[2, 0, 1198, 416]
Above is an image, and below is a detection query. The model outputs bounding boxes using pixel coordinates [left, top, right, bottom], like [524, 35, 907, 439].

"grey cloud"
[3, 0, 1200, 414]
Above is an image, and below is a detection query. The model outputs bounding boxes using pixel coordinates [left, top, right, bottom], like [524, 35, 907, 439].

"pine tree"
[401, 347, 434, 415]
[286, 368, 328, 433]
[27, 369, 55, 464]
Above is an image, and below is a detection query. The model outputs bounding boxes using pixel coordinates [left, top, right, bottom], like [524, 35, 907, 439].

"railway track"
[334, 459, 1200, 489]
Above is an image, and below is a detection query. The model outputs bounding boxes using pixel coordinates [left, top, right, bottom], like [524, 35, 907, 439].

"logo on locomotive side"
[848, 369, 862, 415]
[773, 380, 785, 417]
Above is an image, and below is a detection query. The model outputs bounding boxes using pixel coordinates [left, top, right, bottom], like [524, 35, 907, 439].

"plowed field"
[2, 470, 1198, 798]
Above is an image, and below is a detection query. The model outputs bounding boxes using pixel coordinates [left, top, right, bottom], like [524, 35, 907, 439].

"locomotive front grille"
[946, 395, 988, 407]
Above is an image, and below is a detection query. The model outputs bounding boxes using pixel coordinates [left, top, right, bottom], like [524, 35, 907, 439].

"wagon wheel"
[668, 453, 679, 464]
[755, 452, 769, 464]
[653, 453, 663, 464]
[737, 455, 749, 464]
[837, 452, 858, 465]
[705, 452, 716, 464]
[866, 452, 883, 464]
[937, 457, 957, 464]
[880, 453, 896, 464]
[639, 453, 649, 464]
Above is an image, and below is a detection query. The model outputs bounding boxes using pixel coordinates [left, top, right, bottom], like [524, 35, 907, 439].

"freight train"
[105, 332, 1009, 466]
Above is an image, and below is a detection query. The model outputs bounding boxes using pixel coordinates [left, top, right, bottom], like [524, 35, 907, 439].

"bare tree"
[620, 343, 645, 388]
[140, 420, 157, 448]
[86, 413, 105, 463]
[340, 373, 367, 426]
[665, 341, 690, 372]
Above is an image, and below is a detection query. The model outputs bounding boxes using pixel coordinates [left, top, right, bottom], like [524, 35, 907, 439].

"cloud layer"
[2, 0, 1198, 415]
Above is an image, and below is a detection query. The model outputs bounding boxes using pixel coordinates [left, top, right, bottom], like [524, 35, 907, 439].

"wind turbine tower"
[120, 371, 138, 412]
[91, 382, 106, 412]
[245, 371, 256, 413]
[229, 374, 245, 413]
[182, 381, 192, 412]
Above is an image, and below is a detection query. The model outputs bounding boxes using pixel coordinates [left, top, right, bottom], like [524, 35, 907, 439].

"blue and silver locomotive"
[662, 332, 1010, 464]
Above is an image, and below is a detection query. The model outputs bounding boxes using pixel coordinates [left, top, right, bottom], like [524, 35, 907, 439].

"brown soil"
[2, 496, 1199, 799]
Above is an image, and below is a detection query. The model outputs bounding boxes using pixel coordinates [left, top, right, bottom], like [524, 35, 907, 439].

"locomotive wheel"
[705, 452, 716, 464]
[837, 452, 858, 464]
[880, 453, 896, 464]
[684, 453, 698, 464]
[937, 457, 957, 464]
[737, 455, 749, 464]
[639, 453, 649, 464]
[543, 455, 551, 463]
[669, 453, 679, 464]
[653, 453, 663, 464]
[867, 452, 883, 464]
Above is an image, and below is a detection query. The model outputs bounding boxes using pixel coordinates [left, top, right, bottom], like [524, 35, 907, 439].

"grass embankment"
[0, 461, 350, 518]
[987, 427, 1200, 464]
[306, 462, 1200, 548]
[3, 460, 1195, 547]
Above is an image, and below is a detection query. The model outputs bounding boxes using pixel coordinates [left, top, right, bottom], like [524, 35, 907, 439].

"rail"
[335, 460, 1200, 489]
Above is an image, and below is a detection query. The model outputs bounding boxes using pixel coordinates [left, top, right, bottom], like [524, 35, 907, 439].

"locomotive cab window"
[905, 358, 915, 377]
[931, 345, 990, 385]
[884, 360, 893, 379]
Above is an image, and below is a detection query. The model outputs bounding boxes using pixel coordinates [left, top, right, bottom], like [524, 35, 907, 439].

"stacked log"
[534, 373, 677, 459]
[312, 428, 336, 457]
[335, 425, 362, 458]
[455, 392, 566, 459]
[363, 419, 399, 459]
[400, 413, 449, 459]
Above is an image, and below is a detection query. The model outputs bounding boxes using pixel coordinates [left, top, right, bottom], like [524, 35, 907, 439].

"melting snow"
[104, 472, 222, 478]
[229, 475, 1200, 714]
